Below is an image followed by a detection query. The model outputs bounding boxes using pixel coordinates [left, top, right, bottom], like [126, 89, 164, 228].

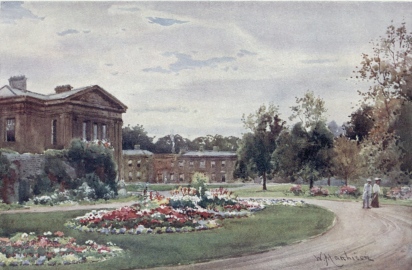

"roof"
[0, 84, 127, 111]
[181, 150, 237, 157]
[123, 149, 153, 156]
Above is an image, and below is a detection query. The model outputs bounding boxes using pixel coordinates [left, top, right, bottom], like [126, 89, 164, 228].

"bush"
[33, 175, 53, 195]
[191, 172, 209, 197]
[290, 184, 303, 195]
[339, 185, 360, 197]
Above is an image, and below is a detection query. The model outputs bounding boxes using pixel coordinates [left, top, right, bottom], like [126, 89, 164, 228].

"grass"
[235, 184, 412, 207]
[126, 183, 244, 192]
[0, 204, 333, 269]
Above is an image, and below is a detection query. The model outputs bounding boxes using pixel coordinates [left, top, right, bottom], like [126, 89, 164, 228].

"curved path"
[153, 199, 412, 270]
[2, 199, 411, 270]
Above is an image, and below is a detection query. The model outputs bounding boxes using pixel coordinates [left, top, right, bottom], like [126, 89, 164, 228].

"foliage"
[332, 137, 363, 186]
[343, 105, 374, 142]
[354, 22, 412, 102]
[273, 121, 334, 188]
[122, 124, 155, 151]
[191, 172, 209, 197]
[67, 139, 117, 194]
[239, 104, 285, 190]
[0, 154, 10, 189]
[289, 90, 327, 131]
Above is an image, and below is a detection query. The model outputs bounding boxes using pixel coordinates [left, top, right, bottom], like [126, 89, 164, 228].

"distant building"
[121, 146, 237, 183]
[0, 75, 127, 174]
[121, 145, 153, 182]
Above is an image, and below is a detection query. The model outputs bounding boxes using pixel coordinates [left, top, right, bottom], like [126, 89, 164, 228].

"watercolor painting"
[0, 1, 411, 269]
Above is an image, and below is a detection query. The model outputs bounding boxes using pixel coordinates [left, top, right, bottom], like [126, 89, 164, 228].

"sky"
[1, 1, 412, 140]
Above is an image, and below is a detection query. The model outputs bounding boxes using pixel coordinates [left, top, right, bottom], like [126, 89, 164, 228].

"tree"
[122, 124, 155, 151]
[332, 137, 363, 186]
[327, 120, 345, 137]
[354, 22, 412, 183]
[274, 92, 333, 188]
[289, 90, 327, 131]
[239, 104, 285, 190]
[344, 105, 374, 142]
[355, 22, 412, 103]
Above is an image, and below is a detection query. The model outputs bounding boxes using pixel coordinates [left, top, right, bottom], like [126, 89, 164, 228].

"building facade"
[0, 76, 127, 174]
[121, 147, 237, 183]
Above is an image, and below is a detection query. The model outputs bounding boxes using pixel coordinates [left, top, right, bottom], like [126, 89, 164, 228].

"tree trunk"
[309, 177, 314, 189]
[262, 173, 267, 190]
[327, 177, 330, 186]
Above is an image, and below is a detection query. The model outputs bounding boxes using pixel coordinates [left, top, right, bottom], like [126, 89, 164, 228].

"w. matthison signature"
[314, 251, 374, 267]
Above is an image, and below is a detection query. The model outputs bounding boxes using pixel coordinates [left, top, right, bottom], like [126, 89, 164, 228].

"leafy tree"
[289, 90, 327, 131]
[240, 104, 285, 190]
[274, 93, 333, 188]
[355, 22, 412, 103]
[344, 105, 374, 142]
[331, 137, 363, 186]
[122, 124, 155, 151]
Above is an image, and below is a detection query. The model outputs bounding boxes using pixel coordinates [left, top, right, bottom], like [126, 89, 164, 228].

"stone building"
[121, 146, 237, 183]
[0, 76, 127, 174]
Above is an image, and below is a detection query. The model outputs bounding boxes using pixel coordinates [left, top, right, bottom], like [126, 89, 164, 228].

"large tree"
[274, 91, 333, 188]
[239, 104, 285, 190]
[354, 22, 412, 183]
[122, 124, 155, 151]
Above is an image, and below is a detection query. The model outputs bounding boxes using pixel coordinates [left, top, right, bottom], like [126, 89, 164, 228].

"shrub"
[310, 186, 329, 196]
[290, 184, 303, 195]
[339, 185, 360, 197]
[191, 172, 209, 197]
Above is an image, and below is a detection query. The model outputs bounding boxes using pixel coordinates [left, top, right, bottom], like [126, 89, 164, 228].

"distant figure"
[371, 178, 381, 208]
[143, 186, 147, 196]
[362, 178, 372, 209]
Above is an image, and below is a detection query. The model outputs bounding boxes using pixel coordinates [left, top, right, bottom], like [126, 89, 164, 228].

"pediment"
[0, 85, 17, 98]
[70, 88, 126, 111]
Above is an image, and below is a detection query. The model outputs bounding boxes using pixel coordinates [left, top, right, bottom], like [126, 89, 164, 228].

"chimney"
[213, 146, 220, 152]
[55, 85, 73, 94]
[9, 75, 27, 91]
[199, 145, 204, 152]
[134, 144, 140, 150]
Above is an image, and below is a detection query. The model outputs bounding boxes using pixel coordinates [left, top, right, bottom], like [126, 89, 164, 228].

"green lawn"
[0, 204, 333, 269]
[236, 184, 412, 207]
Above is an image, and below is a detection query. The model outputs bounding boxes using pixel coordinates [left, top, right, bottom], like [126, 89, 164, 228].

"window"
[137, 160, 141, 168]
[179, 174, 184, 181]
[102, 124, 107, 140]
[93, 123, 98, 140]
[179, 160, 184, 168]
[82, 122, 87, 140]
[128, 171, 133, 181]
[170, 173, 174, 181]
[128, 160, 133, 167]
[221, 174, 226, 182]
[221, 161, 226, 168]
[189, 161, 194, 167]
[200, 160, 205, 168]
[211, 173, 216, 181]
[51, 120, 57, 145]
[6, 118, 16, 142]
[211, 161, 216, 168]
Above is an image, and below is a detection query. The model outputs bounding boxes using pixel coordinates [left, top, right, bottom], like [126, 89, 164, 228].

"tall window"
[200, 160, 206, 168]
[6, 118, 16, 142]
[51, 120, 57, 145]
[93, 123, 98, 140]
[102, 124, 107, 140]
[82, 122, 87, 140]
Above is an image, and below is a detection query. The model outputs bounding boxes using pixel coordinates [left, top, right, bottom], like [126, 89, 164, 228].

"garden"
[0, 176, 335, 269]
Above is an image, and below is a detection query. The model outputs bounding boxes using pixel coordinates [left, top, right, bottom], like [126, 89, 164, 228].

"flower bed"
[0, 231, 122, 267]
[66, 187, 306, 236]
[290, 185, 303, 195]
[310, 186, 329, 196]
[339, 185, 359, 197]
